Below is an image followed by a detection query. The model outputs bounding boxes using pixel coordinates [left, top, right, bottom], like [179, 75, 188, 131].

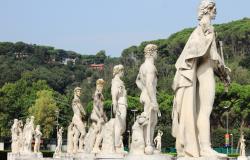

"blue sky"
[0, 0, 249, 57]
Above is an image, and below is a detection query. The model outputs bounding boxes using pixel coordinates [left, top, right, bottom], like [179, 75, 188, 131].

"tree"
[95, 50, 107, 63]
[28, 90, 58, 138]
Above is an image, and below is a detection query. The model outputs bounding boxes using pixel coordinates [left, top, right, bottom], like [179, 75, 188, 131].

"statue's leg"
[114, 120, 122, 148]
[197, 60, 226, 157]
[78, 122, 86, 151]
[92, 134, 102, 153]
[150, 113, 157, 147]
[197, 60, 214, 149]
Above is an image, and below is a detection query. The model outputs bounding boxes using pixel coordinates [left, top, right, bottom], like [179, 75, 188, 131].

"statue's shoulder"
[72, 97, 80, 104]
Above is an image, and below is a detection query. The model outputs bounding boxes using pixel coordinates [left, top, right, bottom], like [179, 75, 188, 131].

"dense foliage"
[0, 18, 249, 149]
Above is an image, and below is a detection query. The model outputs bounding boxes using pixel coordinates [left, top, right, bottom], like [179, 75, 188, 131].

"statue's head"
[14, 119, 18, 125]
[113, 64, 124, 77]
[74, 87, 82, 98]
[158, 130, 163, 136]
[144, 44, 158, 59]
[36, 125, 40, 130]
[198, 0, 216, 21]
[96, 79, 105, 93]
[26, 118, 30, 124]
[18, 120, 23, 127]
[30, 116, 35, 122]
[137, 112, 148, 125]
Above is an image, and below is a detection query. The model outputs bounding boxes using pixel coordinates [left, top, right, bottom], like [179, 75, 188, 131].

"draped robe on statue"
[172, 25, 223, 157]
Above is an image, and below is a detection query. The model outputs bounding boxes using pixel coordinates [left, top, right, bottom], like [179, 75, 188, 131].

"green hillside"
[0, 18, 249, 148]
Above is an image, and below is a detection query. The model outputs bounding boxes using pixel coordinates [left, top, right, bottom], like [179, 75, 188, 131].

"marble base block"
[125, 153, 173, 160]
[53, 153, 73, 160]
[237, 156, 248, 160]
[96, 153, 126, 160]
[74, 152, 96, 160]
[177, 157, 228, 160]
[8, 152, 43, 160]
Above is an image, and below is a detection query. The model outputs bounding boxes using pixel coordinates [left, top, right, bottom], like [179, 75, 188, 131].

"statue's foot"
[200, 148, 227, 158]
[144, 146, 154, 155]
[115, 147, 128, 154]
[153, 149, 161, 154]
[92, 147, 101, 154]
[78, 149, 85, 153]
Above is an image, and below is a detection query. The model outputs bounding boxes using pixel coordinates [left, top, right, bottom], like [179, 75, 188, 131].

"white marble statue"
[130, 112, 149, 155]
[136, 44, 161, 155]
[23, 116, 35, 153]
[55, 127, 63, 154]
[154, 130, 163, 153]
[34, 125, 42, 153]
[171, 0, 230, 158]
[91, 79, 107, 153]
[67, 122, 74, 154]
[71, 87, 86, 152]
[84, 79, 107, 153]
[112, 64, 128, 153]
[11, 119, 20, 153]
[238, 134, 247, 160]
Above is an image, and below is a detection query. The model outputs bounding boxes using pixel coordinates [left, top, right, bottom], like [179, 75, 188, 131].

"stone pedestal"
[177, 157, 228, 160]
[53, 153, 73, 160]
[8, 152, 43, 160]
[125, 154, 173, 160]
[96, 153, 125, 160]
[74, 152, 96, 160]
[237, 156, 248, 160]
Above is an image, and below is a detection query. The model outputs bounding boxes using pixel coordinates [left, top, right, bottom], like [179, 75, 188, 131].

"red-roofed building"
[90, 64, 104, 71]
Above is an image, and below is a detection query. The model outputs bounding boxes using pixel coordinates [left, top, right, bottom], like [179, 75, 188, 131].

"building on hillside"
[15, 52, 29, 59]
[62, 58, 76, 65]
[89, 64, 104, 71]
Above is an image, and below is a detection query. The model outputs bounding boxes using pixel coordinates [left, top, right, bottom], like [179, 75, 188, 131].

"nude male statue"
[136, 44, 161, 155]
[112, 64, 127, 153]
[72, 87, 86, 152]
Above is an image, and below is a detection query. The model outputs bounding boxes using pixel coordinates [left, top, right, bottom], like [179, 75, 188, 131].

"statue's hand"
[116, 110, 121, 116]
[157, 111, 161, 118]
[151, 102, 159, 112]
[225, 66, 231, 73]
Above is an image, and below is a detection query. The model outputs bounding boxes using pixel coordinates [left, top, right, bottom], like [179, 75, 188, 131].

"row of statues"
[11, 116, 42, 154]
[10, 0, 247, 159]
[63, 43, 161, 156]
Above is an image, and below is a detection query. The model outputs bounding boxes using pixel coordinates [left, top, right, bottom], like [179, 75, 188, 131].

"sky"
[0, 0, 249, 57]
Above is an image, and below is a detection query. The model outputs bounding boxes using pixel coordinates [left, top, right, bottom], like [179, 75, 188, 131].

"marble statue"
[67, 122, 74, 154]
[112, 64, 128, 153]
[34, 125, 42, 153]
[71, 87, 86, 152]
[238, 134, 247, 160]
[84, 79, 107, 153]
[91, 79, 107, 153]
[11, 119, 20, 153]
[136, 44, 161, 155]
[130, 112, 148, 155]
[55, 127, 63, 154]
[154, 130, 163, 153]
[171, 0, 230, 158]
[23, 116, 35, 153]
